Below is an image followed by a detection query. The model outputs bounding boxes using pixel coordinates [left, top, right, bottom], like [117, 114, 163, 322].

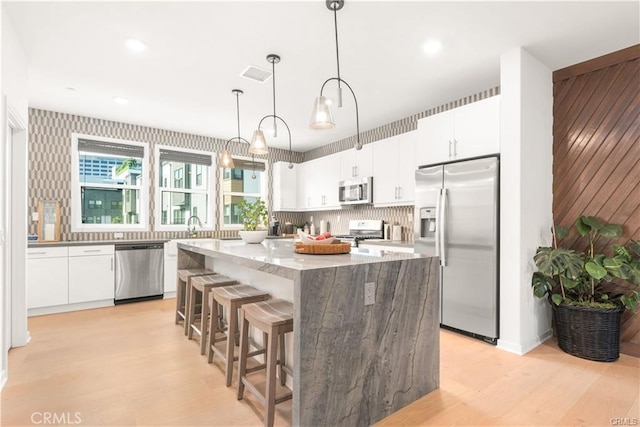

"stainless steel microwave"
[339, 177, 373, 205]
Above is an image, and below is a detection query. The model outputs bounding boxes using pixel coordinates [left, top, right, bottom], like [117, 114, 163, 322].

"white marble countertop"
[177, 238, 426, 275]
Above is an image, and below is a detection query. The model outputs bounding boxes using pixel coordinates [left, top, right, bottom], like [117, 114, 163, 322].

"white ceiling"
[3, 1, 639, 152]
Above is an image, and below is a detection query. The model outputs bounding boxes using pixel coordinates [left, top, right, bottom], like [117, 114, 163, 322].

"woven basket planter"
[552, 302, 624, 362]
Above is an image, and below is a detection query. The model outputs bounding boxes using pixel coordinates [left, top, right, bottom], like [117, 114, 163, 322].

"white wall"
[1, 5, 30, 390]
[498, 47, 554, 355]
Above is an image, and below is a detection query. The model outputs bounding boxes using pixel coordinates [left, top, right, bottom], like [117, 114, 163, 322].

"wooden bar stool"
[187, 274, 237, 355]
[237, 299, 293, 427]
[208, 284, 270, 387]
[175, 268, 214, 335]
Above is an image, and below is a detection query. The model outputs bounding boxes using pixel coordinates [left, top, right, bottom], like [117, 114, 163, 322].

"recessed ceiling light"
[125, 39, 147, 52]
[66, 87, 76, 91]
[423, 39, 443, 55]
[113, 97, 128, 105]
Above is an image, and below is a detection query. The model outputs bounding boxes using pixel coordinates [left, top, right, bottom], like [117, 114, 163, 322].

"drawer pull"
[29, 252, 47, 255]
[83, 249, 102, 253]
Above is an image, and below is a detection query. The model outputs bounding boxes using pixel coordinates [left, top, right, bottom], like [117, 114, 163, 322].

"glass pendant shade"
[249, 130, 269, 155]
[219, 149, 234, 168]
[309, 96, 335, 130]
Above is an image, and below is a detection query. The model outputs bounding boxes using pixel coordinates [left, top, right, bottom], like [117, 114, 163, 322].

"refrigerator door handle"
[434, 192, 442, 259]
[440, 188, 447, 267]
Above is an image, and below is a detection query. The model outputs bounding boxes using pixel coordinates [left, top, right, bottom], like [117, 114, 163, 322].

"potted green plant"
[532, 215, 640, 361]
[237, 198, 268, 244]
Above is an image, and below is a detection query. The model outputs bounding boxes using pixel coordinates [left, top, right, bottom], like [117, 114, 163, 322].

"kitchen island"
[177, 239, 439, 426]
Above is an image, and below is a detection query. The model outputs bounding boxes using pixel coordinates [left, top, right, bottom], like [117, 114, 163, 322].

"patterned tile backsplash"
[28, 86, 499, 242]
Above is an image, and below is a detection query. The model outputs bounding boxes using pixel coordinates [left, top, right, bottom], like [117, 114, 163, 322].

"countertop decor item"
[294, 241, 351, 254]
[532, 215, 640, 361]
[309, 0, 362, 151]
[37, 200, 60, 242]
[297, 230, 336, 245]
[237, 198, 269, 244]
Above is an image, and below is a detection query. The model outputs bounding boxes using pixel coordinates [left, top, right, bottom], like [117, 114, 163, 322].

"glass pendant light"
[309, 0, 362, 150]
[249, 129, 268, 155]
[309, 96, 335, 129]
[219, 89, 250, 169]
[252, 54, 295, 168]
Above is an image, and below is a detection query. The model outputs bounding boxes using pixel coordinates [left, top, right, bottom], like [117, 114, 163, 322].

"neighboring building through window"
[156, 146, 214, 230]
[221, 157, 268, 228]
[71, 134, 149, 231]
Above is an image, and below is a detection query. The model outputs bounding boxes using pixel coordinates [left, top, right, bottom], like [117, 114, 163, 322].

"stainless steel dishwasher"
[114, 243, 164, 304]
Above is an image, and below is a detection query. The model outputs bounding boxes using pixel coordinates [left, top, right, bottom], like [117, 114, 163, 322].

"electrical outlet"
[337, 215, 341, 223]
[113, 232, 124, 239]
[364, 282, 375, 306]
[32, 212, 38, 222]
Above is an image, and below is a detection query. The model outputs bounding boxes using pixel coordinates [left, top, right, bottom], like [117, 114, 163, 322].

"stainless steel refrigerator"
[414, 156, 499, 343]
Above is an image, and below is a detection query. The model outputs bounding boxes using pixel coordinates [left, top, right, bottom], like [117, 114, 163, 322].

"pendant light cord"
[272, 58, 277, 136]
[235, 92, 241, 141]
[333, 5, 342, 92]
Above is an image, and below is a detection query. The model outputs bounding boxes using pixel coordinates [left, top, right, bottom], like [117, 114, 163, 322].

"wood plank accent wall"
[552, 45, 640, 356]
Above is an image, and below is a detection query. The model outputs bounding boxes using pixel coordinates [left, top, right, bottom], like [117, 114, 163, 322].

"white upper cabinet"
[298, 154, 340, 210]
[416, 95, 500, 166]
[272, 161, 297, 211]
[339, 144, 374, 180]
[372, 131, 417, 206]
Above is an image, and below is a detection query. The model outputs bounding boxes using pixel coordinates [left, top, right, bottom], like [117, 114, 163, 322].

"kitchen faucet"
[187, 215, 202, 237]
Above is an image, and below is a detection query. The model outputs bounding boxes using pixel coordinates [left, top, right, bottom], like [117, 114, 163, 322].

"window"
[71, 134, 149, 231]
[220, 156, 268, 228]
[156, 145, 214, 230]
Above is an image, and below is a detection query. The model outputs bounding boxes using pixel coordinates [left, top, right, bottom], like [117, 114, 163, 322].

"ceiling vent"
[240, 65, 272, 83]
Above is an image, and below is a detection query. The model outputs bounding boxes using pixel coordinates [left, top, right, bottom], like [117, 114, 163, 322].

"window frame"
[71, 133, 150, 232]
[219, 155, 269, 230]
[154, 144, 215, 232]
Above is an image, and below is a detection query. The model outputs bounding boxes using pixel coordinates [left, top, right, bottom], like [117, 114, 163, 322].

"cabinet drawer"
[68, 245, 115, 257]
[27, 246, 68, 259]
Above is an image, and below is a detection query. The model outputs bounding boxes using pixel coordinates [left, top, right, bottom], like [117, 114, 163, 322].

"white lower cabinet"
[68, 245, 114, 304]
[27, 247, 69, 309]
[164, 240, 179, 294]
[27, 244, 115, 315]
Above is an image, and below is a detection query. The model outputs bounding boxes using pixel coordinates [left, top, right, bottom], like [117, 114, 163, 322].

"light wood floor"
[2, 299, 638, 426]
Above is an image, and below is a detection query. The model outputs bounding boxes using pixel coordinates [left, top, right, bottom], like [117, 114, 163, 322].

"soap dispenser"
[309, 216, 316, 235]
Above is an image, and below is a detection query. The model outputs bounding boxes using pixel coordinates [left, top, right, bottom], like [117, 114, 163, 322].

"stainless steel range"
[334, 219, 384, 247]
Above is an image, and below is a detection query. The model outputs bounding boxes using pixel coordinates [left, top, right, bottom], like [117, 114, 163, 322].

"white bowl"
[239, 230, 268, 244]
[297, 230, 336, 245]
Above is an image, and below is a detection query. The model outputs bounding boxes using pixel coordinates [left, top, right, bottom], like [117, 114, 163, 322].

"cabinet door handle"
[453, 139, 458, 157]
[355, 166, 359, 176]
[111, 257, 113, 271]
[448, 140, 452, 158]
[398, 186, 402, 199]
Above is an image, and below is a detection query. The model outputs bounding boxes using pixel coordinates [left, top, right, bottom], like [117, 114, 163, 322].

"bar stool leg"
[225, 301, 239, 387]
[264, 326, 278, 427]
[175, 280, 185, 324]
[237, 309, 250, 399]
[199, 288, 210, 355]
[207, 298, 219, 363]
[278, 332, 286, 386]
[187, 285, 196, 339]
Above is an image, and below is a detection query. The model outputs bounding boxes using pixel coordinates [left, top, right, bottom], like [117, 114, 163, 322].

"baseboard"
[0, 368, 7, 391]
[497, 328, 553, 355]
[28, 300, 114, 317]
[163, 291, 176, 299]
